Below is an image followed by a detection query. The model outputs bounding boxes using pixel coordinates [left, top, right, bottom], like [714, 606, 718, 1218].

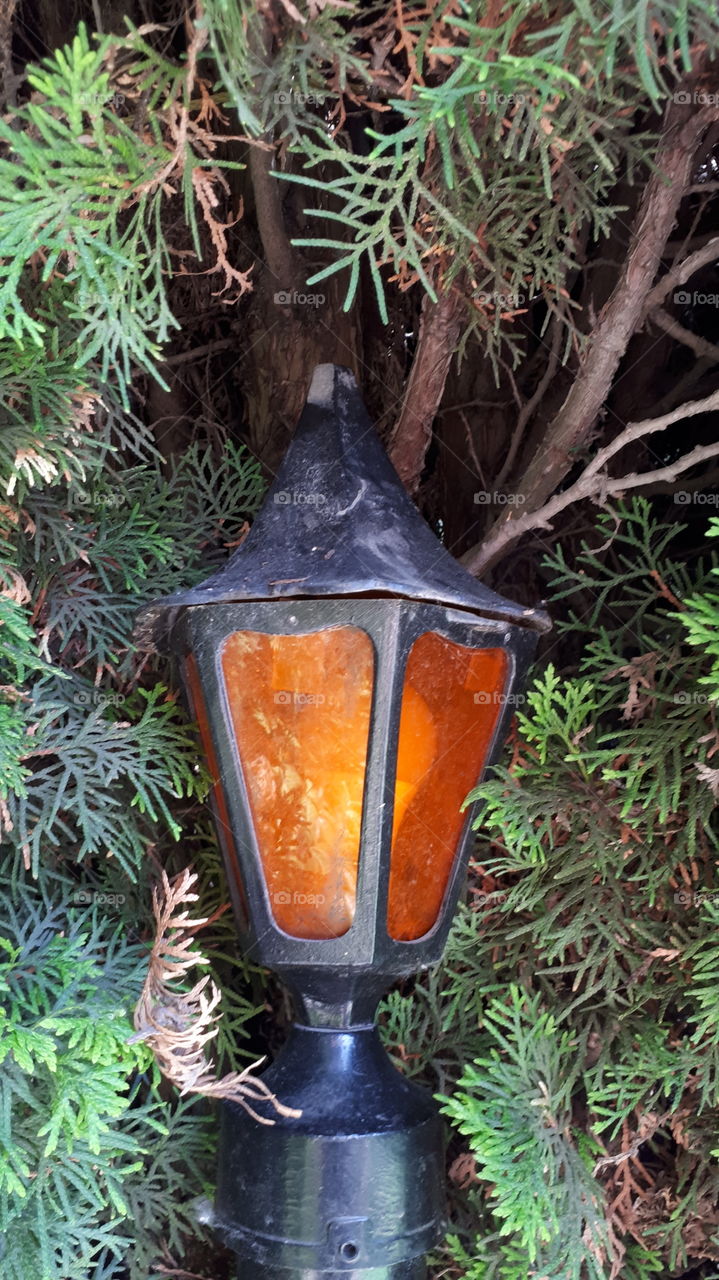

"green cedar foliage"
[204, 0, 719, 356]
[0, 21, 264, 1280]
[4, 6, 719, 1277]
[0, 23, 242, 392]
[378, 500, 719, 1279]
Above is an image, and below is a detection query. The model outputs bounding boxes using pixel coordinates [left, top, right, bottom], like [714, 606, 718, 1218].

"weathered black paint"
[135, 364, 549, 653]
[135, 365, 548, 1279]
[214, 1025, 444, 1277]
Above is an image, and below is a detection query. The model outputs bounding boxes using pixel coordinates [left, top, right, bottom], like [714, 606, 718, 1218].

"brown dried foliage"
[133, 867, 300, 1124]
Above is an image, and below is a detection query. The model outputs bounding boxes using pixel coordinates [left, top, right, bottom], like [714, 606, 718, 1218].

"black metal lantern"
[136, 365, 549, 1280]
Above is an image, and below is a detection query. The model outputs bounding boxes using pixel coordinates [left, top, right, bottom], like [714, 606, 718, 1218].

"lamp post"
[137, 364, 548, 1280]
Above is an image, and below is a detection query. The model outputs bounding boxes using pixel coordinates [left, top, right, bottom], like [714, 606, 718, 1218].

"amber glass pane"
[387, 635, 508, 941]
[221, 628, 374, 940]
[184, 654, 249, 925]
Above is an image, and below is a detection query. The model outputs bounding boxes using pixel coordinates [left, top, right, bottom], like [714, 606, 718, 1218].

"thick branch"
[650, 307, 719, 361]
[462, 388, 719, 574]
[249, 140, 299, 291]
[248, 18, 299, 291]
[0, 0, 18, 108]
[465, 91, 719, 574]
[163, 338, 236, 366]
[389, 288, 463, 492]
[642, 233, 719, 360]
[644, 234, 719, 311]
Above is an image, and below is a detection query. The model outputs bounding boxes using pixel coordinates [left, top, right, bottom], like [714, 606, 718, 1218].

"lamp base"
[236, 1262, 427, 1280]
[214, 1024, 444, 1275]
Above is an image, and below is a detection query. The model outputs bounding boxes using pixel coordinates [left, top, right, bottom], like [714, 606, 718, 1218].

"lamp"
[136, 364, 549, 1280]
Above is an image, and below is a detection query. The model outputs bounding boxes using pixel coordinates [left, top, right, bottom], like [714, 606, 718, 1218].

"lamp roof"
[136, 364, 549, 650]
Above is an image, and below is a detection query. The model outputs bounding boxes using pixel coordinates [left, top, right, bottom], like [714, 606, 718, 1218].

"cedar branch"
[461, 388, 719, 563]
[463, 89, 719, 576]
[389, 288, 462, 492]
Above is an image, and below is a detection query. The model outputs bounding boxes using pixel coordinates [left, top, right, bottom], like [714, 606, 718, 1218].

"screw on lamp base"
[213, 1024, 445, 1277]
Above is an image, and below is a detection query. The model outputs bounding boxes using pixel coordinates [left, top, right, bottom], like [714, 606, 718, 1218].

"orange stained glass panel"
[387, 634, 508, 941]
[184, 653, 249, 925]
[220, 627, 374, 940]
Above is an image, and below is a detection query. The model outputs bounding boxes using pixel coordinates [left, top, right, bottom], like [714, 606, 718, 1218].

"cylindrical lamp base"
[214, 1025, 444, 1276]
[237, 1261, 427, 1280]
